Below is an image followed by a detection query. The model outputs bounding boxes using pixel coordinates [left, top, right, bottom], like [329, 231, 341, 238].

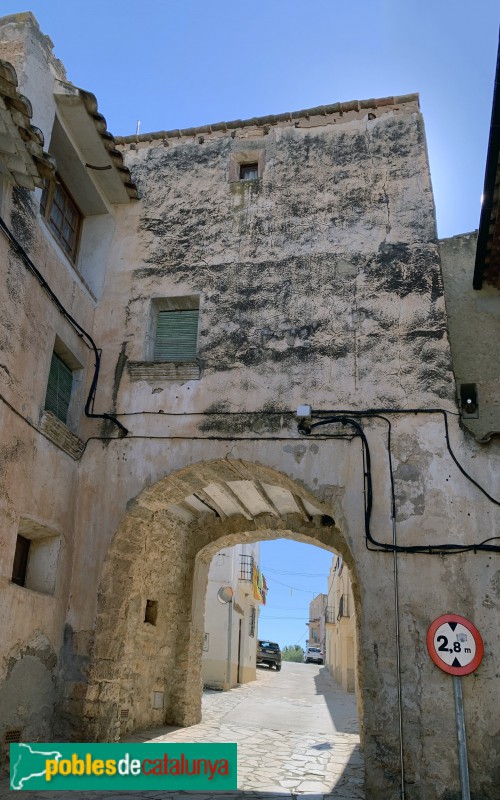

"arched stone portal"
[79, 458, 362, 745]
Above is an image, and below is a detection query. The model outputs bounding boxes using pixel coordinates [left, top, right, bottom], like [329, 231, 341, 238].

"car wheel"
[276, 664, 281, 671]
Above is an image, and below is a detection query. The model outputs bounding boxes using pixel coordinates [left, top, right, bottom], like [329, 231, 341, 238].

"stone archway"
[78, 458, 362, 745]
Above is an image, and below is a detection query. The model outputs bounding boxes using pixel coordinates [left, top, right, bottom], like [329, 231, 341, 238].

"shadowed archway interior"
[74, 459, 362, 744]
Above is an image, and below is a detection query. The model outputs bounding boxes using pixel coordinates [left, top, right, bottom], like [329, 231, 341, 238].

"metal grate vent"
[119, 709, 129, 720]
[239, 554, 254, 581]
[5, 730, 21, 744]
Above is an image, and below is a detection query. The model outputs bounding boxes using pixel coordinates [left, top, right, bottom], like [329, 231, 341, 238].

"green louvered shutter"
[154, 310, 199, 361]
[45, 352, 73, 423]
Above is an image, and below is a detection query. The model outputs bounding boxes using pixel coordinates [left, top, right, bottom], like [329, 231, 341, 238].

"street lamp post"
[217, 586, 234, 690]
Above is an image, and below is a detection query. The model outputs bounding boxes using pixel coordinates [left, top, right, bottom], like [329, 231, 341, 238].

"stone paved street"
[0, 662, 364, 799]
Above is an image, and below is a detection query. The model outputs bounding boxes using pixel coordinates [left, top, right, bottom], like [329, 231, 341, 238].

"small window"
[41, 175, 82, 261]
[11, 535, 31, 587]
[144, 599, 158, 625]
[239, 163, 259, 181]
[45, 352, 73, 424]
[11, 521, 61, 595]
[154, 310, 199, 362]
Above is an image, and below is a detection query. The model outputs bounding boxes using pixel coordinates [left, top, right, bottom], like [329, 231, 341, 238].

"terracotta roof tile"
[114, 93, 420, 146]
[62, 84, 138, 200]
[0, 58, 55, 189]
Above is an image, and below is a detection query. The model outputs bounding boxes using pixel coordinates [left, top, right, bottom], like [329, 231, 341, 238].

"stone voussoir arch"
[80, 458, 361, 743]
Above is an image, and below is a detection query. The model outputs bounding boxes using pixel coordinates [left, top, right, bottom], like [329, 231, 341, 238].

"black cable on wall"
[0, 215, 128, 436]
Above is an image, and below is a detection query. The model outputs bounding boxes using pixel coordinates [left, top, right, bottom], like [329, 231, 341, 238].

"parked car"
[257, 640, 282, 670]
[304, 646, 324, 664]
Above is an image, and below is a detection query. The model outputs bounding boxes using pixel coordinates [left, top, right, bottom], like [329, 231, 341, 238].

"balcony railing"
[325, 606, 336, 624]
[325, 595, 350, 624]
[239, 554, 254, 581]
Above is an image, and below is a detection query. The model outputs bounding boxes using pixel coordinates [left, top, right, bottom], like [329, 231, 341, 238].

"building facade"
[0, 13, 499, 800]
[325, 556, 357, 693]
[307, 592, 327, 653]
[202, 541, 263, 689]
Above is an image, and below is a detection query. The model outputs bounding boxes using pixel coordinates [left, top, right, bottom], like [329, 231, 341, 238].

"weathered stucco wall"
[202, 541, 260, 690]
[1, 13, 500, 800]
[440, 231, 500, 441]
[0, 13, 108, 759]
[95, 101, 453, 420]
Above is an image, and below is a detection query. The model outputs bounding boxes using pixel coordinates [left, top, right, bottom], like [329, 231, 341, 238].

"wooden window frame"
[11, 535, 31, 587]
[239, 162, 259, 181]
[41, 174, 83, 263]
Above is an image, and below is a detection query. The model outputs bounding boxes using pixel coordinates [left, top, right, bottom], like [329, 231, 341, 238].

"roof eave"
[114, 93, 420, 146]
[54, 80, 138, 203]
[474, 32, 500, 290]
[0, 58, 55, 190]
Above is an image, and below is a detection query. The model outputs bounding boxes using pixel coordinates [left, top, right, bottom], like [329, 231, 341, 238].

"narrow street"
[130, 661, 365, 797]
[0, 662, 364, 799]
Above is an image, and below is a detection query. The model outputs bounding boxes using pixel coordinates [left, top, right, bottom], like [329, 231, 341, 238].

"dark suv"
[257, 640, 282, 671]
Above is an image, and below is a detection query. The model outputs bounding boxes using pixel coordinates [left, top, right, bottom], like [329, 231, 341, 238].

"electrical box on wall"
[460, 384, 479, 419]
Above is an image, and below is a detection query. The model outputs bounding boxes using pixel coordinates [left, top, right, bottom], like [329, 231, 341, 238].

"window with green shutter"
[45, 352, 73, 423]
[154, 310, 199, 362]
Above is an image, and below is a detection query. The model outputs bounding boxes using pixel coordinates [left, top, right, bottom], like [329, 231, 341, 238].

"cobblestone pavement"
[0, 663, 364, 799]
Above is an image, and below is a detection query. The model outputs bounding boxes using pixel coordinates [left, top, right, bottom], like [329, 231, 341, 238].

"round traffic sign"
[427, 614, 483, 676]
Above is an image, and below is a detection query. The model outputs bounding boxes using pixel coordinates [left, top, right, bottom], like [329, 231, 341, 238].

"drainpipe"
[393, 516, 406, 800]
[217, 585, 234, 690]
[226, 599, 233, 689]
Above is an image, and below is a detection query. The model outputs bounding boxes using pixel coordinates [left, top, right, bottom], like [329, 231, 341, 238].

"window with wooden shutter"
[45, 352, 73, 423]
[154, 310, 199, 362]
[41, 175, 82, 262]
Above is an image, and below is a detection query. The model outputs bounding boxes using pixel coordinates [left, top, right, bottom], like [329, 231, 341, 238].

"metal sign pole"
[226, 599, 233, 689]
[452, 675, 471, 800]
[427, 615, 483, 800]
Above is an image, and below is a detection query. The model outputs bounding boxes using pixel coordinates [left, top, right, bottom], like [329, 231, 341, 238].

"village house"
[306, 592, 327, 652]
[202, 541, 264, 689]
[0, 12, 499, 799]
[325, 556, 357, 694]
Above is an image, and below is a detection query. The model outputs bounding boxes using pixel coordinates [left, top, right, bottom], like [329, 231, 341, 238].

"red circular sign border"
[427, 614, 483, 676]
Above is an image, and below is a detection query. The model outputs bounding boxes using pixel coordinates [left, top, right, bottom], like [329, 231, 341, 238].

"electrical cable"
[0, 222, 497, 552]
[317, 407, 498, 508]
[3, 383, 499, 554]
[261, 567, 329, 577]
[265, 577, 316, 594]
[0, 215, 127, 435]
[258, 616, 311, 620]
[300, 413, 500, 555]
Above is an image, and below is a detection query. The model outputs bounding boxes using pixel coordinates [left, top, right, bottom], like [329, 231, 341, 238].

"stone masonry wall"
[1, 17, 499, 798]
[100, 103, 454, 421]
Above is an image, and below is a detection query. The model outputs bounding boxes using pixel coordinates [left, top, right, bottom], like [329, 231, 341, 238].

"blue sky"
[4, 2, 498, 646]
[5, 1, 499, 238]
[257, 540, 331, 651]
